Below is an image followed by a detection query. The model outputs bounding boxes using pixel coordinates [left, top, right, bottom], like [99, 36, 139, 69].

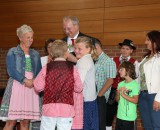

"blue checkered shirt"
[95, 52, 116, 101]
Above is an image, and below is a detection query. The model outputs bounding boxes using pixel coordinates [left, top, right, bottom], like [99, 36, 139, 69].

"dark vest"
[43, 61, 75, 105]
[112, 57, 135, 89]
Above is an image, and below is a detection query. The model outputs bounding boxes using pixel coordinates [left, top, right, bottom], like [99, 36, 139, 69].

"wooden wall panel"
[0, 34, 64, 48]
[0, 0, 104, 13]
[105, 0, 160, 7]
[104, 17, 160, 32]
[33, 33, 104, 48]
[0, 0, 160, 47]
[0, 24, 19, 36]
[0, 36, 19, 48]
[103, 32, 146, 45]
[33, 34, 65, 47]
[105, 4, 160, 19]
[0, 0, 39, 2]
[0, 21, 103, 36]
[0, 8, 104, 24]
[1, 33, 104, 48]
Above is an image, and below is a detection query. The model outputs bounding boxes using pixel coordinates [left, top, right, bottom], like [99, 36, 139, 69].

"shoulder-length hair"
[144, 30, 160, 57]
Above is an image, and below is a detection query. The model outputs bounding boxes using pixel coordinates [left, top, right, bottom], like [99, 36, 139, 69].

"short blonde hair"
[75, 36, 98, 60]
[50, 40, 67, 58]
[16, 24, 33, 38]
[63, 16, 79, 25]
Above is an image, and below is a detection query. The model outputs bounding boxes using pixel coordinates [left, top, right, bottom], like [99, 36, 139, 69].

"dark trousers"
[139, 92, 160, 130]
[106, 102, 117, 126]
[84, 99, 99, 130]
[31, 122, 41, 130]
[97, 96, 106, 130]
[106, 87, 118, 126]
[115, 118, 134, 130]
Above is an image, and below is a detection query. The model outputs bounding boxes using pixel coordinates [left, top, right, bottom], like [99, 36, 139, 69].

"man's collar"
[119, 55, 131, 61]
[97, 52, 104, 60]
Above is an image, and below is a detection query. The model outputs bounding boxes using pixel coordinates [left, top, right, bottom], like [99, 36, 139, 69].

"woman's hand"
[24, 78, 33, 88]
[153, 101, 160, 111]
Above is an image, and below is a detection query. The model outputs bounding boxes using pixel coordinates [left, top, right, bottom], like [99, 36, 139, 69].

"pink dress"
[72, 92, 83, 129]
[8, 55, 40, 121]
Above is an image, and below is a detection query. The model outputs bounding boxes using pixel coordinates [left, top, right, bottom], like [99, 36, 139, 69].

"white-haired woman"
[0, 24, 41, 130]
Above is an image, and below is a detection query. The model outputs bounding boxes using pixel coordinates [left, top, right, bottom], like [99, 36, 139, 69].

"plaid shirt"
[95, 52, 116, 101]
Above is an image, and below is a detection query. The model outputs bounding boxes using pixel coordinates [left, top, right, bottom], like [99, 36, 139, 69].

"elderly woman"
[138, 30, 160, 130]
[0, 25, 41, 130]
